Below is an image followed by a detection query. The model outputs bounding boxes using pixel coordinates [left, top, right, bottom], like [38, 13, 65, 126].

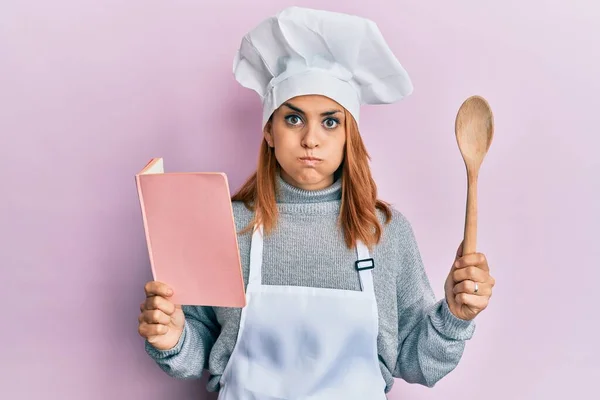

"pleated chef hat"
[233, 6, 414, 129]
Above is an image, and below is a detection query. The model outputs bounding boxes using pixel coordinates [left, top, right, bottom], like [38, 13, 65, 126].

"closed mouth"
[299, 157, 322, 161]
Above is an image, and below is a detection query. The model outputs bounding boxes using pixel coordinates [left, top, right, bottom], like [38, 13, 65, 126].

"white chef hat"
[232, 6, 413, 129]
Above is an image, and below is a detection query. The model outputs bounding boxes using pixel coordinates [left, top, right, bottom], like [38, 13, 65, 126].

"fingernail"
[166, 289, 173, 296]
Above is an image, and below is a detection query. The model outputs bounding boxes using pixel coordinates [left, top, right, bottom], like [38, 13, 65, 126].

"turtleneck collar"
[275, 172, 342, 215]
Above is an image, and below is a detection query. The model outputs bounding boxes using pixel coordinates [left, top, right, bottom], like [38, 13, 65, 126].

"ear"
[263, 120, 274, 148]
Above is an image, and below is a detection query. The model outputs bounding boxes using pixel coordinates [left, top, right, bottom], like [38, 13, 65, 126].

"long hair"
[231, 109, 392, 249]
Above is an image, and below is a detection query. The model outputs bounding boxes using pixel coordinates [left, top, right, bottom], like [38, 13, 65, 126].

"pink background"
[2, 0, 598, 399]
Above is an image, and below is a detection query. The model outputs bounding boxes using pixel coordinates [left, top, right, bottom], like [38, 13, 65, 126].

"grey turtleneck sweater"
[145, 175, 476, 393]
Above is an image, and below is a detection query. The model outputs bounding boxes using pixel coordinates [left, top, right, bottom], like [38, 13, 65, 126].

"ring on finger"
[474, 282, 479, 294]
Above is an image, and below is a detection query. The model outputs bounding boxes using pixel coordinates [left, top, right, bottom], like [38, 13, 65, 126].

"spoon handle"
[463, 172, 478, 255]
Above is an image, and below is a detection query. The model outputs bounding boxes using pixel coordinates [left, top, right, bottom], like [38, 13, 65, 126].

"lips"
[299, 157, 322, 161]
[298, 156, 322, 166]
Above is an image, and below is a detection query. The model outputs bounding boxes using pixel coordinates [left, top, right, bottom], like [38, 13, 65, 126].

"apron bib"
[218, 225, 386, 399]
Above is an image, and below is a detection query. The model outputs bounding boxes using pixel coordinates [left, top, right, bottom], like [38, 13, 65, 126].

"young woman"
[137, 6, 495, 399]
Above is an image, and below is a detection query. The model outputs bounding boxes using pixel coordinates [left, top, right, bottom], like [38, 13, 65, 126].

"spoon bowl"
[454, 95, 494, 255]
[455, 96, 494, 166]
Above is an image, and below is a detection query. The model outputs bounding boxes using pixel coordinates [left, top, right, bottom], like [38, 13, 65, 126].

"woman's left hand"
[444, 243, 495, 321]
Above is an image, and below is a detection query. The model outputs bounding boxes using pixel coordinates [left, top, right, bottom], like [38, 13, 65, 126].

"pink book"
[135, 157, 246, 307]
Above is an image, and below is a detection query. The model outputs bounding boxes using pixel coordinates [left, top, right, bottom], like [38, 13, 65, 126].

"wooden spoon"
[455, 95, 494, 255]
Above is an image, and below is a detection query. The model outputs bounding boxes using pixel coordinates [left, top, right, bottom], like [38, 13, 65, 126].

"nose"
[301, 124, 319, 149]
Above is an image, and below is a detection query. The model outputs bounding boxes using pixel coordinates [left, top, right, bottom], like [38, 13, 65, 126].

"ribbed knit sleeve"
[391, 212, 475, 386]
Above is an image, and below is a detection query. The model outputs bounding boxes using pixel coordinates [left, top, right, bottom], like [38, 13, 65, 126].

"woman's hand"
[444, 243, 495, 321]
[138, 281, 186, 350]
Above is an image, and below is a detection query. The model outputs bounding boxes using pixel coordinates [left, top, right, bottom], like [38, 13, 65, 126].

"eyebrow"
[283, 102, 342, 117]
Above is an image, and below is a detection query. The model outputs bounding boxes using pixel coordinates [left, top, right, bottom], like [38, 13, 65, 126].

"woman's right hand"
[138, 281, 186, 351]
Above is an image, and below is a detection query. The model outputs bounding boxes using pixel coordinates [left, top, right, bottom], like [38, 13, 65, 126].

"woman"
[138, 6, 495, 399]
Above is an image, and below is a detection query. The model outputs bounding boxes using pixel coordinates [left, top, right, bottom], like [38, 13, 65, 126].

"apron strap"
[355, 240, 375, 294]
[248, 224, 264, 286]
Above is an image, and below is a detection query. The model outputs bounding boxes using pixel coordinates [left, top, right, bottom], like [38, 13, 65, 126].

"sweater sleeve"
[392, 217, 476, 387]
[144, 304, 220, 379]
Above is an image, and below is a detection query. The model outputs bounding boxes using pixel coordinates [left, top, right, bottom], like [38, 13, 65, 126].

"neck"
[275, 172, 342, 209]
[279, 169, 334, 191]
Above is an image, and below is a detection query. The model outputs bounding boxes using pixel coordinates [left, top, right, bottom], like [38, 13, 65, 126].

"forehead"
[284, 95, 342, 112]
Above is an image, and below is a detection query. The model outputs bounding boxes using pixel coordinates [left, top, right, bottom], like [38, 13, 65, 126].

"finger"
[455, 241, 464, 260]
[137, 312, 162, 326]
[453, 266, 489, 284]
[144, 281, 174, 298]
[144, 295, 177, 315]
[453, 280, 491, 296]
[454, 253, 489, 272]
[142, 309, 172, 325]
[455, 292, 489, 310]
[138, 322, 169, 338]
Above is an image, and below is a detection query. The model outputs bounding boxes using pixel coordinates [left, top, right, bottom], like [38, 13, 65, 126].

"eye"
[323, 118, 340, 129]
[284, 114, 303, 126]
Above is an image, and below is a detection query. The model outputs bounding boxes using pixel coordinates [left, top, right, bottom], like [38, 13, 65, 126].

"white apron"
[218, 225, 387, 399]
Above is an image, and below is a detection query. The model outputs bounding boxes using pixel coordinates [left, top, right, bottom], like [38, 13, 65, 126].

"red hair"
[231, 109, 392, 249]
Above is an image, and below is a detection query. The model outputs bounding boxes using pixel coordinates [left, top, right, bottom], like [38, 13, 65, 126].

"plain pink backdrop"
[2, 0, 598, 399]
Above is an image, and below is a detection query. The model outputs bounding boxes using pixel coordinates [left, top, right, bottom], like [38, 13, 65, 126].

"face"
[264, 95, 346, 191]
